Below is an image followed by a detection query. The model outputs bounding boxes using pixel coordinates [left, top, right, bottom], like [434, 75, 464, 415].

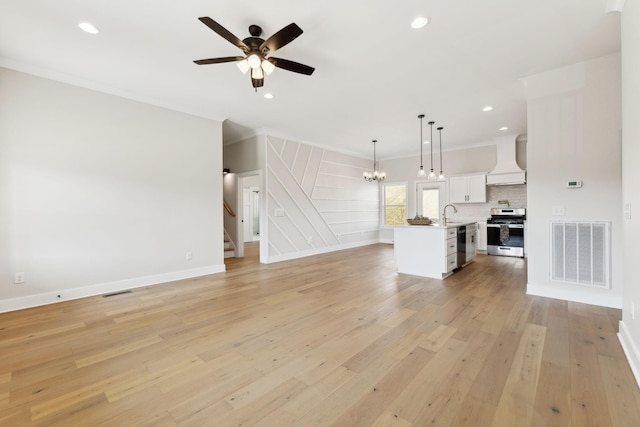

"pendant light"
[363, 139, 386, 182]
[417, 114, 426, 177]
[437, 126, 445, 181]
[427, 121, 436, 180]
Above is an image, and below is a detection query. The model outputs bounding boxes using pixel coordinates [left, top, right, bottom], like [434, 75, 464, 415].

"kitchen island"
[394, 222, 477, 279]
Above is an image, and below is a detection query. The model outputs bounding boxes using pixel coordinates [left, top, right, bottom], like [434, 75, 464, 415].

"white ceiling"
[0, 0, 620, 159]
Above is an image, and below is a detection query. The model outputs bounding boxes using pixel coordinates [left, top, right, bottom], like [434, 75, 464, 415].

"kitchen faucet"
[442, 204, 457, 225]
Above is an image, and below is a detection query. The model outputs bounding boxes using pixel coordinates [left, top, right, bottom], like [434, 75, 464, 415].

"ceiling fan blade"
[260, 23, 303, 53]
[268, 57, 315, 75]
[194, 56, 245, 65]
[198, 17, 249, 52]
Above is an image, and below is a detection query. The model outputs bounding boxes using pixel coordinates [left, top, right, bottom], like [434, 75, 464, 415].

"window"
[383, 183, 407, 225]
[416, 181, 446, 222]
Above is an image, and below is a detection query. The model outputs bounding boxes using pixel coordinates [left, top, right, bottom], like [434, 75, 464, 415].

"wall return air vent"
[550, 221, 610, 288]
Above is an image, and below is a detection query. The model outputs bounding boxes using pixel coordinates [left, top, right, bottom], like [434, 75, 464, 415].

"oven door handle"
[487, 224, 524, 229]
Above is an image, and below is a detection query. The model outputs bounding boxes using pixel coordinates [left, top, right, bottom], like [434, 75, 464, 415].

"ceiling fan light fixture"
[261, 60, 275, 75]
[194, 18, 314, 89]
[247, 54, 262, 69]
[251, 67, 264, 79]
[237, 59, 250, 74]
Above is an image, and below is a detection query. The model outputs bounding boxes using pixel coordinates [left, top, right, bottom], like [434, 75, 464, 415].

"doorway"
[243, 186, 260, 242]
[235, 172, 263, 260]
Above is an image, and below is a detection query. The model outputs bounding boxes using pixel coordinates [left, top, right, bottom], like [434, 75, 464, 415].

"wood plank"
[598, 354, 640, 427]
[492, 323, 546, 427]
[0, 246, 636, 426]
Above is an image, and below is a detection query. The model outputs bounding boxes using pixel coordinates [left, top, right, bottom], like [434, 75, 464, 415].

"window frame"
[380, 181, 408, 228]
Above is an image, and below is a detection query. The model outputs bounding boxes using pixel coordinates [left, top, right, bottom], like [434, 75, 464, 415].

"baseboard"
[264, 240, 380, 264]
[0, 264, 226, 314]
[526, 282, 622, 309]
[618, 321, 640, 389]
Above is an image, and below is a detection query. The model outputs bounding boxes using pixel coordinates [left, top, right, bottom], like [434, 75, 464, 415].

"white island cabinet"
[394, 225, 463, 279]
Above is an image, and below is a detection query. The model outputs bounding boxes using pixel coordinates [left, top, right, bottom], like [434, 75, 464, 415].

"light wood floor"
[1, 243, 639, 426]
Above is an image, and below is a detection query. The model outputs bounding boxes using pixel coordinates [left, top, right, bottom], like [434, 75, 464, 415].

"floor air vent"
[550, 221, 610, 288]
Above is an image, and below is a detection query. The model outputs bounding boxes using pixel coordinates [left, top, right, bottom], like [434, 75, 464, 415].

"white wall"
[0, 68, 224, 312]
[265, 135, 378, 262]
[619, 2, 640, 387]
[223, 135, 263, 174]
[524, 53, 623, 309]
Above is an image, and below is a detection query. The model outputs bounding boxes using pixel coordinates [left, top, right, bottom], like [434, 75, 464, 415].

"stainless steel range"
[486, 208, 526, 258]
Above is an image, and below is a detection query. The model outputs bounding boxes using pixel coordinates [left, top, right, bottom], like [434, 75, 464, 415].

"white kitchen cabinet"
[477, 222, 487, 251]
[449, 174, 487, 203]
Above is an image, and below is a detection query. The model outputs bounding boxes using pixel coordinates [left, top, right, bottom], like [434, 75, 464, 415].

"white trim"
[0, 264, 226, 314]
[526, 281, 622, 309]
[618, 321, 640, 389]
[264, 240, 379, 264]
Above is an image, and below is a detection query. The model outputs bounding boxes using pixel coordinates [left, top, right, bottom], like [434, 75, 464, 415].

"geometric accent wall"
[266, 136, 379, 260]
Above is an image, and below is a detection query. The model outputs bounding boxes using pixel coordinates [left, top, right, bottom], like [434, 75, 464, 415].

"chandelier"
[363, 139, 386, 182]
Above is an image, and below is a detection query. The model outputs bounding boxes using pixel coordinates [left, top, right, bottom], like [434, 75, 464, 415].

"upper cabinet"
[449, 174, 486, 203]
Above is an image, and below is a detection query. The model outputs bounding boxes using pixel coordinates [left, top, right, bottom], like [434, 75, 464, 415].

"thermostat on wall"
[567, 180, 583, 188]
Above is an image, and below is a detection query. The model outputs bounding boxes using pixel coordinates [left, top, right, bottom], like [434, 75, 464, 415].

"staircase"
[224, 229, 236, 258]
[223, 200, 237, 258]
[224, 239, 235, 258]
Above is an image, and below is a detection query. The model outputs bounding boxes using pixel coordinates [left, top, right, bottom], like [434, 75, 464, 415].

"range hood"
[486, 135, 526, 185]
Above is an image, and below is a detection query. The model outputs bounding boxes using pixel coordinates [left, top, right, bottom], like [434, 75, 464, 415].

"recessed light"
[78, 22, 100, 34]
[483, 106, 493, 112]
[411, 16, 430, 29]
[263, 93, 274, 99]
[423, 140, 430, 144]
[499, 127, 508, 131]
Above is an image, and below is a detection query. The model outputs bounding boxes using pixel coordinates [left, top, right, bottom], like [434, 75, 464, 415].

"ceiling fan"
[194, 17, 315, 90]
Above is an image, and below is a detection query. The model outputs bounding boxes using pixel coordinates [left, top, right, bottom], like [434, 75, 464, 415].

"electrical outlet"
[185, 251, 193, 261]
[14, 272, 25, 284]
[552, 206, 565, 216]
